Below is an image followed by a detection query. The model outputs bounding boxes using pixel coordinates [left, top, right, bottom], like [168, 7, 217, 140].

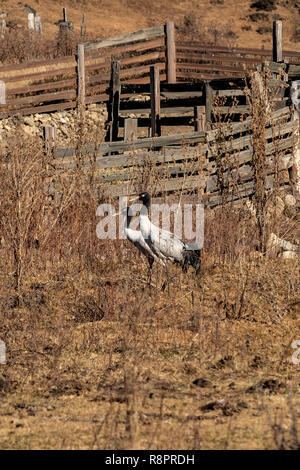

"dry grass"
[0, 100, 299, 450]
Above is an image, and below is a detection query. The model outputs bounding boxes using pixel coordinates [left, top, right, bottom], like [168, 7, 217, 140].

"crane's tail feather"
[182, 250, 201, 275]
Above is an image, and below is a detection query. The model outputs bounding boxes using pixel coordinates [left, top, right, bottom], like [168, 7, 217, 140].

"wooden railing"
[0, 20, 299, 118]
[50, 106, 296, 206]
[176, 41, 300, 81]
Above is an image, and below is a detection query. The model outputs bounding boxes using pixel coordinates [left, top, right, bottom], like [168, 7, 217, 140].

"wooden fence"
[51, 105, 297, 207]
[0, 20, 299, 118]
[110, 62, 291, 139]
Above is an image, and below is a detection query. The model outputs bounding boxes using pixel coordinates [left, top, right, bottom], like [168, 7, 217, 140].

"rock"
[192, 378, 211, 387]
[266, 196, 285, 218]
[280, 251, 298, 259]
[285, 194, 297, 208]
[267, 233, 299, 256]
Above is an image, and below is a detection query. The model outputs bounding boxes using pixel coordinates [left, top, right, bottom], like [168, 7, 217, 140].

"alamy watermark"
[96, 196, 204, 250]
[0, 340, 6, 364]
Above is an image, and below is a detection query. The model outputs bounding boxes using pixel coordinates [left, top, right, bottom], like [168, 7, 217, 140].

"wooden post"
[109, 60, 120, 142]
[43, 126, 57, 153]
[150, 65, 161, 137]
[77, 44, 85, 114]
[35, 16, 42, 34]
[1, 19, 5, 39]
[194, 106, 206, 132]
[165, 21, 176, 84]
[205, 82, 213, 125]
[28, 12, 35, 30]
[81, 14, 86, 36]
[273, 20, 282, 62]
[290, 81, 300, 194]
[63, 7, 67, 22]
[0, 81, 5, 105]
[124, 118, 138, 142]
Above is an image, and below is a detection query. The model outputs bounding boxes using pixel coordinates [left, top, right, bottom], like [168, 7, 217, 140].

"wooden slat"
[85, 93, 109, 103]
[0, 55, 75, 75]
[87, 62, 165, 86]
[206, 106, 290, 142]
[6, 89, 76, 106]
[176, 72, 232, 80]
[54, 146, 206, 168]
[54, 131, 206, 158]
[86, 48, 164, 71]
[0, 100, 77, 118]
[176, 52, 260, 65]
[85, 37, 165, 60]
[102, 174, 206, 197]
[7, 78, 76, 95]
[3, 66, 76, 85]
[177, 62, 247, 73]
[208, 119, 296, 153]
[177, 42, 300, 58]
[119, 106, 195, 116]
[84, 25, 165, 52]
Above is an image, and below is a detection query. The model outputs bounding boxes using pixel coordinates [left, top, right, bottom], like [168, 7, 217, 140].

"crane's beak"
[129, 195, 139, 202]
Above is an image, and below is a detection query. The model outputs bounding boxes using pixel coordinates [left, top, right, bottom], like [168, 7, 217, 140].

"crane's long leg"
[147, 257, 154, 286]
[161, 263, 170, 295]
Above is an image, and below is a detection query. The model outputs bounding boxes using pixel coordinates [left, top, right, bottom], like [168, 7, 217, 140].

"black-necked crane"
[137, 192, 201, 276]
[122, 205, 166, 284]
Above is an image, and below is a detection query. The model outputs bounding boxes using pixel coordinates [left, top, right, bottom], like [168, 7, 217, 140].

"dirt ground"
[1, 252, 299, 449]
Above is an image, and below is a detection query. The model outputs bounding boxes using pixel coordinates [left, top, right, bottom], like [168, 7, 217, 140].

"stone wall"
[0, 103, 107, 145]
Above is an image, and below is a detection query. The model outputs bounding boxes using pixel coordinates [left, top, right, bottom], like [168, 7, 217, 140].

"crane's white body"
[139, 205, 186, 263]
[124, 223, 166, 267]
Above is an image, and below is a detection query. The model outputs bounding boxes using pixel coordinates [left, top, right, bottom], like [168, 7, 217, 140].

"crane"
[122, 205, 166, 284]
[137, 192, 201, 276]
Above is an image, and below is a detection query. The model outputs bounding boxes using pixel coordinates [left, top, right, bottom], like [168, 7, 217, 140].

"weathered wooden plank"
[85, 93, 109, 103]
[150, 64, 161, 137]
[0, 100, 77, 118]
[176, 71, 234, 80]
[207, 174, 278, 208]
[0, 56, 75, 76]
[102, 173, 206, 197]
[124, 118, 138, 142]
[194, 106, 206, 132]
[54, 130, 206, 158]
[2, 67, 76, 85]
[44, 126, 57, 153]
[273, 20, 282, 63]
[176, 52, 260, 64]
[177, 62, 246, 73]
[288, 64, 300, 75]
[119, 106, 195, 116]
[206, 106, 291, 142]
[55, 145, 206, 169]
[87, 62, 165, 85]
[6, 89, 76, 106]
[85, 37, 165, 60]
[205, 82, 213, 123]
[85, 50, 165, 74]
[109, 60, 121, 142]
[120, 51, 165, 67]
[84, 25, 165, 52]
[77, 44, 85, 112]
[165, 21, 176, 84]
[208, 119, 296, 154]
[7, 78, 76, 96]
[177, 42, 300, 58]
[0, 81, 5, 105]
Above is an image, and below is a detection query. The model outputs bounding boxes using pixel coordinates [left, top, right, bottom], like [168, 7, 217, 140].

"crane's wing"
[149, 224, 186, 262]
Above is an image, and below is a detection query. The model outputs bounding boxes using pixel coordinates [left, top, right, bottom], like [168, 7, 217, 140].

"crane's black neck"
[139, 192, 151, 209]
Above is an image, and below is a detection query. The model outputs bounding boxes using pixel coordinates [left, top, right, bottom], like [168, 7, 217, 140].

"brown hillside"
[1, 0, 300, 50]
